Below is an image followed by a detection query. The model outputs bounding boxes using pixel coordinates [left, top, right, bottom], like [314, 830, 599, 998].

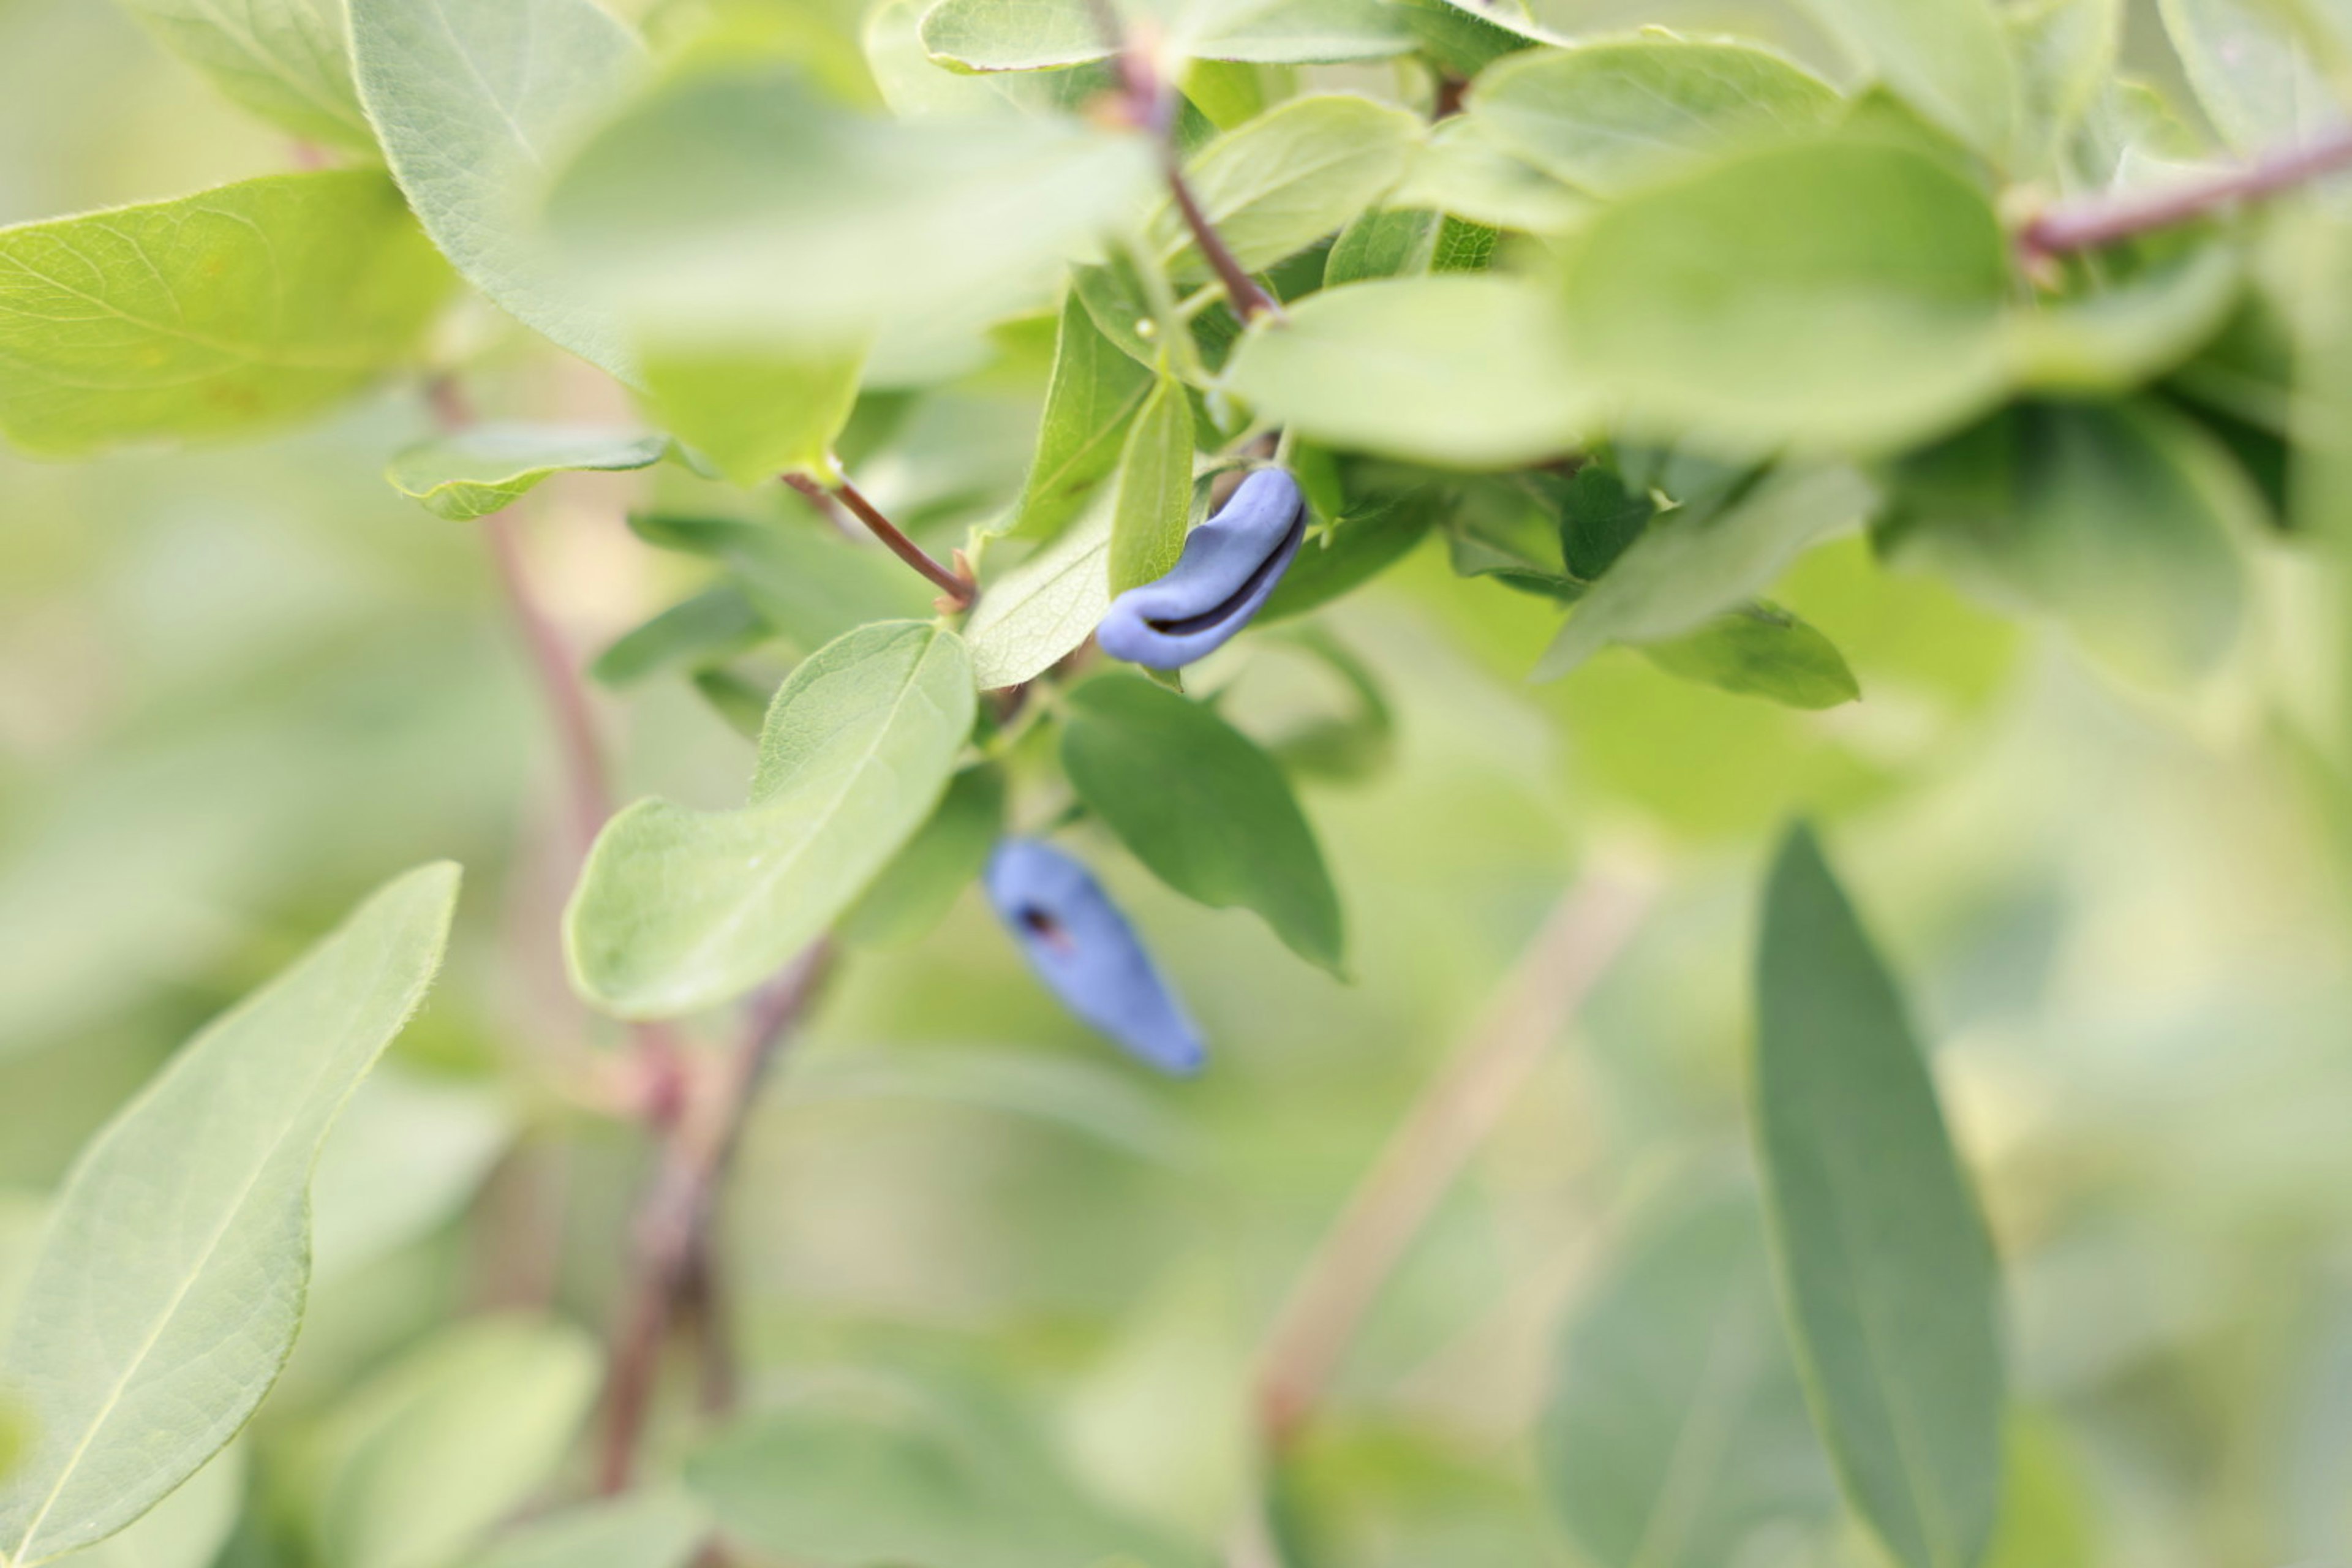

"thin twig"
[2022, 125, 2352, 255]
[595, 943, 835, 1494]
[1251, 864, 1657, 1450]
[782, 472, 974, 608]
[1167, 158, 1282, 325]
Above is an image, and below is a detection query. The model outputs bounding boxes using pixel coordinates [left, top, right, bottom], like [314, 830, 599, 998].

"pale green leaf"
[1153, 94, 1422, 279]
[0, 172, 448, 459]
[839, 764, 1007, 949]
[0, 864, 461, 1568]
[566, 622, 977, 1017]
[1224, 274, 1591, 468]
[1469, 37, 1844, 197]
[1790, 0, 2018, 156]
[1753, 823, 2005, 1568]
[386, 426, 670, 522]
[966, 491, 1115, 687]
[466, 1492, 707, 1568]
[2157, 0, 2342, 152]
[312, 1316, 599, 1568]
[625, 512, 932, 655]
[1539, 1195, 1839, 1568]
[1536, 464, 1872, 679]
[1641, 601, 1862, 709]
[921, 0, 1411, 70]
[1324, 206, 1441, 285]
[2006, 0, 2122, 174]
[74, 1446, 246, 1568]
[1010, 292, 1155, 541]
[1392, 114, 1591, 233]
[1062, 674, 1343, 971]
[592, 586, 771, 688]
[1107, 374, 1195, 593]
[1391, 0, 1556, 74]
[118, 0, 371, 148]
[351, 0, 647, 379]
[2006, 242, 2243, 393]
[641, 343, 867, 488]
[308, 1069, 513, 1283]
[1561, 137, 2011, 457]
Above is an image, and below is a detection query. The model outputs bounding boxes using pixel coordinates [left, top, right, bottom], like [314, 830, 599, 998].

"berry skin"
[1097, 468, 1306, 670]
[983, 839, 1205, 1075]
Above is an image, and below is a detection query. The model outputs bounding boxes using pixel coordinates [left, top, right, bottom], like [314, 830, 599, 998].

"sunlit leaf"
[0, 865, 461, 1568]
[0, 172, 448, 459]
[567, 622, 976, 1018]
[967, 492, 1115, 688]
[386, 426, 671, 522]
[1753, 823, 2005, 1568]
[119, 0, 371, 148]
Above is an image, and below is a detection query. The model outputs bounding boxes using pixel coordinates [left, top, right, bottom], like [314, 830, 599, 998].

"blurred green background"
[2, 1, 2348, 1564]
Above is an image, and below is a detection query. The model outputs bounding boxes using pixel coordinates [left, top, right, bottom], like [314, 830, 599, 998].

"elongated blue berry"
[1097, 468, 1306, 669]
[984, 839, 1205, 1075]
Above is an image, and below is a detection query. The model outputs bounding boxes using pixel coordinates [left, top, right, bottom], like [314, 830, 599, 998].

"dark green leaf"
[1558, 464, 1656, 581]
[839, 764, 1007, 948]
[1259, 485, 1446, 621]
[1641, 601, 1862, 709]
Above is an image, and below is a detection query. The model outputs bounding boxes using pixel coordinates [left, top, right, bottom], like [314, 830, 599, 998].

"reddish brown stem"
[782, 472, 974, 608]
[1167, 158, 1281, 325]
[595, 944, 834, 1494]
[2022, 126, 2352, 255]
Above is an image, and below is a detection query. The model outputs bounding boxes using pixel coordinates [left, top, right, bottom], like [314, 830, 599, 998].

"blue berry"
[1097, 468, 1306, 670]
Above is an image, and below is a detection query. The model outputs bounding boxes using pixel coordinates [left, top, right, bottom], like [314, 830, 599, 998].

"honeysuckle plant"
[2, 0, 2351, 1563]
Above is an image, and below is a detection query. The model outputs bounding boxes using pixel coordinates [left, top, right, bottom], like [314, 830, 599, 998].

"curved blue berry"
[1097, 468, 1307, 670]
[984, 839, 1205, 1075]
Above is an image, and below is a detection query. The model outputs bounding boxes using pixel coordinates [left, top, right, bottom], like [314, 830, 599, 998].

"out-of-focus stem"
[2022, 126, 2352, 255]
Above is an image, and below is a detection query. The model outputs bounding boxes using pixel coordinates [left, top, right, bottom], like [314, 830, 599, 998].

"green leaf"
[545, 63, 1153, 349]
[386, 426, 671, 522]
[1469, 37, 1844, 197]
[1558, 462, 1655, 581]
[839, 764, 1008, 948]
[1258, 484, 1445, 621]
[1226, 274, 1590, 468]
[684, 1376, 1204, 1568]
[1154, 94, 1422, 280]
[0, 172, 448, 459]
[118, 0, 372, 148]
[1061, 674, 1343, 971]
[1789, 0, 2017, 156]
[2156, 0, 2340, 153]
[1262, 628, 1394, 780]
[312, 1316, 600, 1568]
[641, 344, 867, 488]
[310, 1070, 513, 1283]
[1561, 137, 2011, 456]
[592, 586, 771, 688]
[2007, 242, 2244, 394]
[1879, 399, 2253, 684]
[2006, 0, 2122, 175]
[1539, 1194, 1840, 1568]
[1390, 115, 1591, 233]
[627, 513, 933, 655]
[351, 0, 647, 379]
[1390, 0, 1556, 75]
[567, 622, 977, 1017]
[74, 1447, 246, 1568]
[1106, 375, 1196, 593]
[1752, 823, 2005, 1568]
[467, 1493, 707, 1568]
[1325, 206, 1442, 287]
[920, 0, 1412, 71]
[0, 864, 461, 1568]
[965, 492, 1115, 688]
[1642, 601, 1862, 709]
[1011, 292, 1156, 541]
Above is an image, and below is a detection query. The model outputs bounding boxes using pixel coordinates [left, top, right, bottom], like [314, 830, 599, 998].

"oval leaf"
[0, 864, 462, 1568]
[966, 493, 1115, 688]
[1154, 94, 1422, 279]
[1106, 374, 1196, 594]
[1640, 601, 1862, 709]
[1789, 0, 2017, 156]
[1009, 292, 1155, 541]
[388, 426, 671, 521]
[567, 621, 978, 1017]
[1752, 823, 2005, 1568]
[122, 0, 372, 148]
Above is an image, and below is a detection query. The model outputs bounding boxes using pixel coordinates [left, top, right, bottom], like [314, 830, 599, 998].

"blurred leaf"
[546, 63, 1153, 347]
[0, 172, 448, 459]
[2007, 243, 2243, 394]
[119, 0, 371, 148]
[0, 1408, 18, 1487]
[1641, 601, 1861, 710]
[567, 622, 976, 1017]
[2156, 0, 2341, 152]
[1981, 1415, 2097, 1568]
[1536, 465, 1873, 679]
[839, 764, 1008, 949]
[1391, 0, 1555, 74]
[1107, 375, 1196, 594]
[921, 0, 1411, 71]
[1063, 674, 1344, 972]
[2006, 0, 2122, 174]
[1880, 399, 2253, 684]
[1789, 0, 2016, 155]
[466, 1492, 707, 1568]
[627, 512, 932, 654]
[1558, 463, 1655, 581]
[967, 492, 1115, 688]
[641, 344, 867, 487]
[0, 865, 461, 1568]
[692, 668, 775, 739]
[1154, 95, 1422, 280]
[1392, 115, 1591, 233]
[1263, 628, 1394, 780]
[1539, 1194, 1839, 1568]
[1563, 137, 2011, 457]
[1325, 206, 1441, 286]
[309, 1068, 513, 1283]
[1752, 824, 2004, 1568]
[312, 1316, 599, 1568]
[685, 1375, 1207, 1568]
[1010, 292, 1156, 542]
[592, 586, 771, 688]
[386, 427, 670, 522]
[1225, 274, 1589, 468]
[351, 0, 647, 379]
[1259, 484, 1445, 621]
[1469, 38, 1844, 197]
[75, 1445, 245, 1568]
